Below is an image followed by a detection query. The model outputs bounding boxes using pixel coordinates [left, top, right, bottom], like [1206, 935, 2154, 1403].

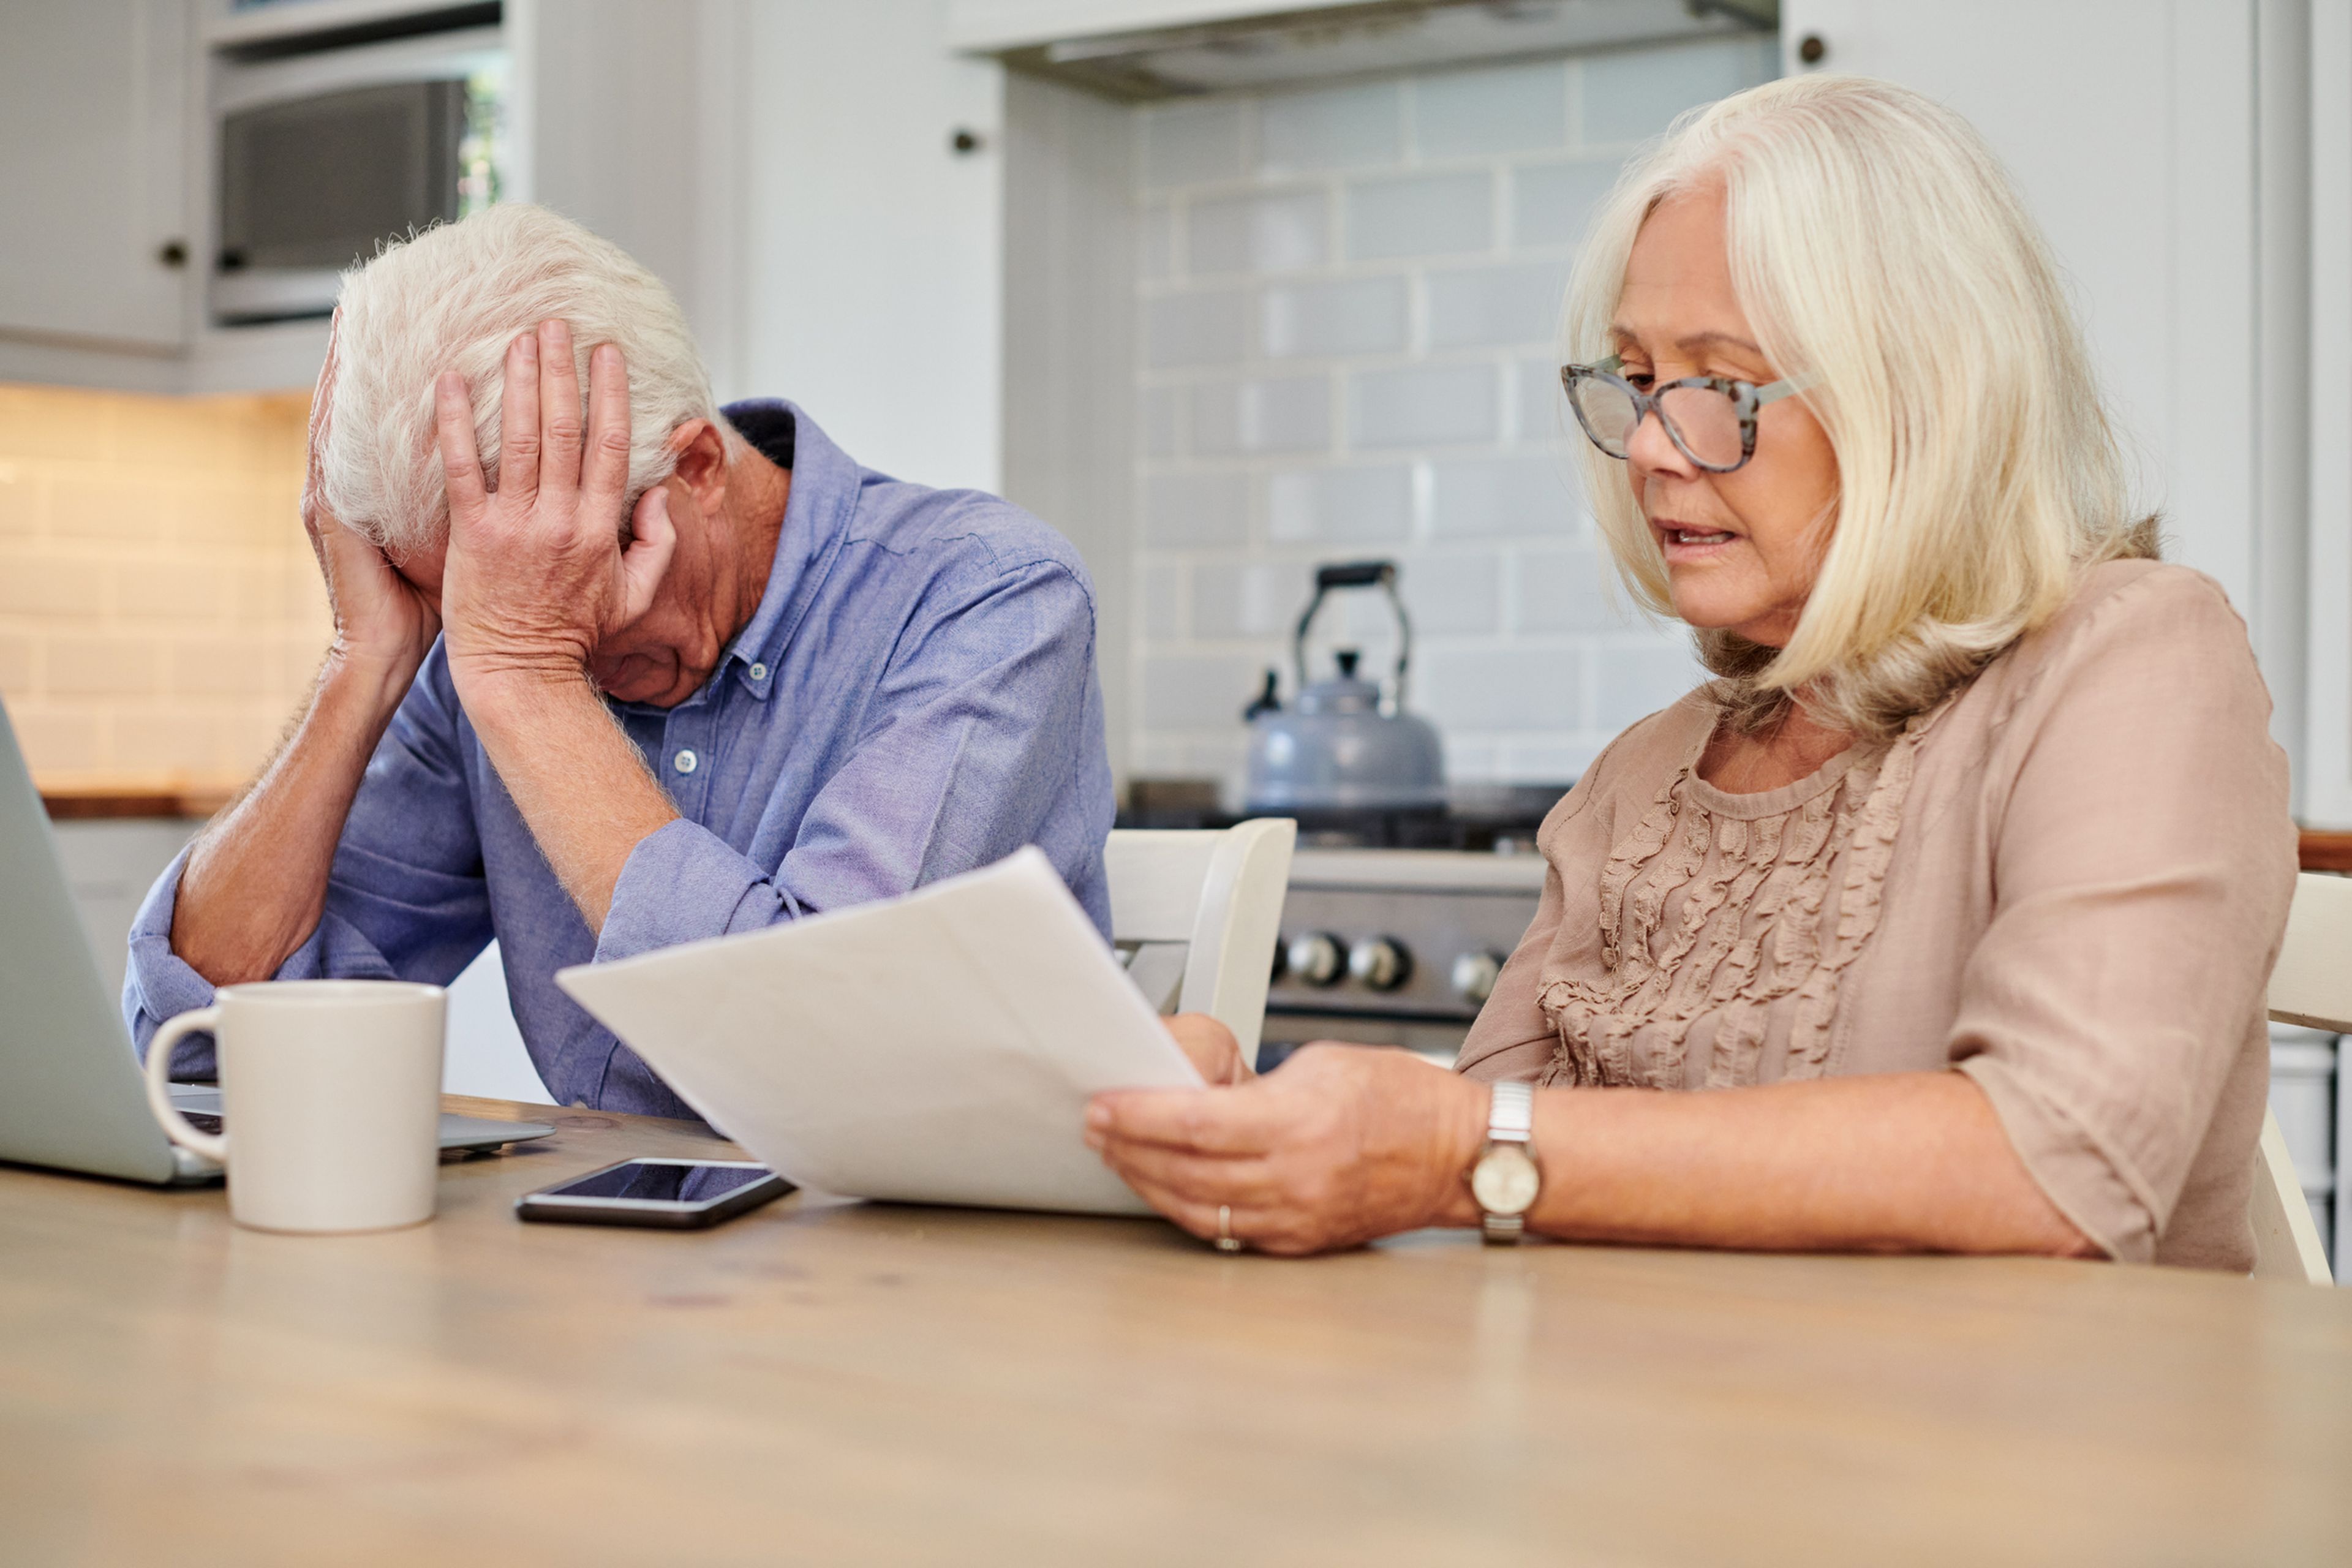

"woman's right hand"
[1166, 1012, 1249, 1085]
[302, 313, 440, 682]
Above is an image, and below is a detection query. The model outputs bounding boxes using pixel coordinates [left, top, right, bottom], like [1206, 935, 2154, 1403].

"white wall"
[1126, 35, 1777, 797]
[1002, 74, 1140, 783]
[722, 0, 1006, 491]
[1781, 0, 2305, 796]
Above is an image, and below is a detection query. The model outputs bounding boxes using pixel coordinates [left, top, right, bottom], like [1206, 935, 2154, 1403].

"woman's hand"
[1085, 1044, 1490, 1255]
[1164, 1012, 1248, 1085]
[303, 312, 440, 683]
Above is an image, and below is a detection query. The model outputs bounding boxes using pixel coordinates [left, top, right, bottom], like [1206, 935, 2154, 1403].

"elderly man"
[127, 204, 1114, 1117]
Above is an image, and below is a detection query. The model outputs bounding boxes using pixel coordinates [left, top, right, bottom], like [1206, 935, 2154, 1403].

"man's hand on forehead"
[430, 318, 677, 699]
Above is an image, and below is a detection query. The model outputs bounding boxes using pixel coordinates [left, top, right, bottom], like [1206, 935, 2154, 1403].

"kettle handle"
[1294, 560, 1413, 709]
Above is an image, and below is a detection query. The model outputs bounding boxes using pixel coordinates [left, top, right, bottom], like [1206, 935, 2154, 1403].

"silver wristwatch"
[1469, 1080, 1540, 1244]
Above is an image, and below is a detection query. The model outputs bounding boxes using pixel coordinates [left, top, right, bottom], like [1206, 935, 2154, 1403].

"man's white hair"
[323, 203, 717, 556]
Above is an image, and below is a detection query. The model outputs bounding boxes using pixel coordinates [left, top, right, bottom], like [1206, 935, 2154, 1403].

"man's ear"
[666, 420, 730, 513]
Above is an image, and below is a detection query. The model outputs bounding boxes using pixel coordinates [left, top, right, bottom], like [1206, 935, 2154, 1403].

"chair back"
[2253, 873, 2350, 1285]
[1105, 820, 1296, 1069]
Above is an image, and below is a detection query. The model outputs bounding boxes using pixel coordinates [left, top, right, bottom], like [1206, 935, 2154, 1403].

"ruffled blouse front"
[1535, 706, 1939, 1091]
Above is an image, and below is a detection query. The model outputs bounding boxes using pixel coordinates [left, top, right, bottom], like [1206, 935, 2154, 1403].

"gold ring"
[1215, 1204, 1243, 1253]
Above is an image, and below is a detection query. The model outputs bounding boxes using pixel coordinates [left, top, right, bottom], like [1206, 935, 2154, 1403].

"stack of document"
[557, 848, 1200, 1215]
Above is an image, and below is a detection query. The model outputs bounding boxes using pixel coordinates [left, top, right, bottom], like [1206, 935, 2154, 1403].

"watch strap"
[1487, 1079, 1534, 1142]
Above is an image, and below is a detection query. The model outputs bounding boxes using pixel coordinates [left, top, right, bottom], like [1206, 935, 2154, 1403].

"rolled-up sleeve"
[1949, 572, 2297, 1262]
[124, 648, 494, 1076]
[593, 556, 1104, 965]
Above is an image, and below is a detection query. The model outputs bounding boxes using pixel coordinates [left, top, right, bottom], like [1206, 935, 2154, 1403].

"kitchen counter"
[4, 1094, 2350, 1566]
[39, 783, 236, 821]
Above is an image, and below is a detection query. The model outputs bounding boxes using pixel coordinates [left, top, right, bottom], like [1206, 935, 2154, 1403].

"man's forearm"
[460, 670, 678, 930]
[172, 654, 417, 984]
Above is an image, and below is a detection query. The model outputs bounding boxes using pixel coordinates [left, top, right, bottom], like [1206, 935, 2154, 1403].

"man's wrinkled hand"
[432, 319, 676, 702]
[304, 310, 439, 681]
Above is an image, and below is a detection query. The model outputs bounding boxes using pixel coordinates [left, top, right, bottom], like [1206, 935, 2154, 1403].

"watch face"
[1471, 1144, 1540, 1216]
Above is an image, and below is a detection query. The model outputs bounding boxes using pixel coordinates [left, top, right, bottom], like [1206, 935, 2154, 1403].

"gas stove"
[1258, 846, 1550, 1070]
[1118, 782, 1570, 1070]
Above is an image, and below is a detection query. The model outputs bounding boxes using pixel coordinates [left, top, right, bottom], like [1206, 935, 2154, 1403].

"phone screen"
[543, 1160, 775, 1205]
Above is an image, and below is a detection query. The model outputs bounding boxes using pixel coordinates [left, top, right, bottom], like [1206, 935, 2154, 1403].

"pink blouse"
[1455, 561, 2298, 1269]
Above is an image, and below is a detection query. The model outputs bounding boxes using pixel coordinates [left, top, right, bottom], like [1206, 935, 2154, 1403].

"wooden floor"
[6, 1095, 2351, 1566]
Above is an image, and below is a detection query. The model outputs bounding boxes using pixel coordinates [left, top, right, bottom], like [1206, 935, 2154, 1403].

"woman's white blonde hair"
[323, 203, 718, 556]
[1563, 74, 2155, 738]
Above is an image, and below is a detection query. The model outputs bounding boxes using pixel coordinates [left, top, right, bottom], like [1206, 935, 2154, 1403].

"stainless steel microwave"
[209, 21, 504, 325]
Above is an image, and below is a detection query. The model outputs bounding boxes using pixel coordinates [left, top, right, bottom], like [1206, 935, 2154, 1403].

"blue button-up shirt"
[126, 402, 1115, 1118]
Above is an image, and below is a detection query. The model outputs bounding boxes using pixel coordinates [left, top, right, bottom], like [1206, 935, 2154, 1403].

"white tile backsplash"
[1259, 81, 1403, 172]
[1193, 559, 1313, 639]
[1346, 170, 1496, 260]
[1395, 549, 1505, 634]
[1350, 363, 1501, 448]
[1131, 40, 1776, 794]
[1411, 61, 1570, 159]
[1187, 189, 1330, 276]
[1261, 276, 1411, 358]
[1142, 99, 1249, 188]
[1426, 262, 1572, 348]
[1265, 463, 1414, 544]
[1190, 375, 1332, 456]
[1428, 453, 1578, 538]
[1422, 646, 1583, 730]
[1512, 159, 1621, 247]
[1593, 638, 1709, 729]
[1515, 545, 1627, 632]
[1515, 357, 1567, 443]
[1144, 652, 1265, 729]
[1144, 470, 1249, 548]
[1579, 36, 1778, 145]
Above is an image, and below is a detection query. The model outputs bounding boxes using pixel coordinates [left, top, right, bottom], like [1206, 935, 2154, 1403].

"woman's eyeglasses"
[1559, 354, 1805, 474]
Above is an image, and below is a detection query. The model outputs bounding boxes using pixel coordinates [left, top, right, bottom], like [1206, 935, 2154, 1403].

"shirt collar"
[715, 399, 859, 702]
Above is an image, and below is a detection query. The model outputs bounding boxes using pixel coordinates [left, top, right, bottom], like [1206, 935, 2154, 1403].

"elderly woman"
[1092, 74, 2297, 1271]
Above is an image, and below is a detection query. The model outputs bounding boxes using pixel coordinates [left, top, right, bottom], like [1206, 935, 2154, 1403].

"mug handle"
[143, 1006, 230, 1166]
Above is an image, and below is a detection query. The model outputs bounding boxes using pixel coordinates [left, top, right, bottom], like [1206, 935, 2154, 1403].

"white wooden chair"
[1105, 820, 1297, 1070]
[2253, 872, 2351, 1284]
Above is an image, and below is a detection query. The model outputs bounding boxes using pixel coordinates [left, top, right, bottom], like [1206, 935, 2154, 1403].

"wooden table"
[6, 1097, 2352, 1566]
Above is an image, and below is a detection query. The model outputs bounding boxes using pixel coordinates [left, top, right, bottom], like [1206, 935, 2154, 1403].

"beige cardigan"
[1455, 561, 2297, 1270]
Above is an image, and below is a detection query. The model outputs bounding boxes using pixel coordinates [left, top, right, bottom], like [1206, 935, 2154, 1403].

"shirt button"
[749, 662, 767, 681]
[672, 748, 699, 775]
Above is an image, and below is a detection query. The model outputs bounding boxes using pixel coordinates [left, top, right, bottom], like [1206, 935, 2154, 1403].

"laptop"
[0, 698, 552, 1185]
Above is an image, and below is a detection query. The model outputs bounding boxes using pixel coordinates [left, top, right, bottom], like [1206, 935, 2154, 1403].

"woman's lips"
[1654, 519, 1740, 556]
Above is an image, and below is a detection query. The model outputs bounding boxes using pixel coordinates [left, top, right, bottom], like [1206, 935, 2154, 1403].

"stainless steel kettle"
[1243, 560, 1446, 812]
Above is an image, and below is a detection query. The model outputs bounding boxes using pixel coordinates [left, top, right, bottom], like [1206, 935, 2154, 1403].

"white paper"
[554, 847, 1202, 1215]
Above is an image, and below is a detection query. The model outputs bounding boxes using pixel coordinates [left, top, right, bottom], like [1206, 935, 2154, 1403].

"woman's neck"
[1696, 699, 1853, 795]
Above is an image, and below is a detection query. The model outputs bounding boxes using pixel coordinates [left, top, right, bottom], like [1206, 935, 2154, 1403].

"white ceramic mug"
[143, 979, 447, 1234]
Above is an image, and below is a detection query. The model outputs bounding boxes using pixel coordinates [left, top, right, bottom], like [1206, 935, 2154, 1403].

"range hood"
[956, 0, 1777, 102]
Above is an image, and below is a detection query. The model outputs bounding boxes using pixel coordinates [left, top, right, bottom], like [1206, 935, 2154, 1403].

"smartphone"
[516, 1157, 794, 1229]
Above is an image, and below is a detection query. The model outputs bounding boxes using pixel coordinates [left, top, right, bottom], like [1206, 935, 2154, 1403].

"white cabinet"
[1779, 0, 2308, 798]
[0, 0, 191, 352]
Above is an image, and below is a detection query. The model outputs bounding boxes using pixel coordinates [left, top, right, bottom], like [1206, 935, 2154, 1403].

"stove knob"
[1451, 950, 1504, 1005]
[1348, 937, 1412, 992]
[1286, 932, 1344, 987]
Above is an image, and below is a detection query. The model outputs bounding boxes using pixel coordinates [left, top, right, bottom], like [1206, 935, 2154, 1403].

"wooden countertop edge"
[39, 785, 239, 821]
[2301, 829, 2352, 873]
